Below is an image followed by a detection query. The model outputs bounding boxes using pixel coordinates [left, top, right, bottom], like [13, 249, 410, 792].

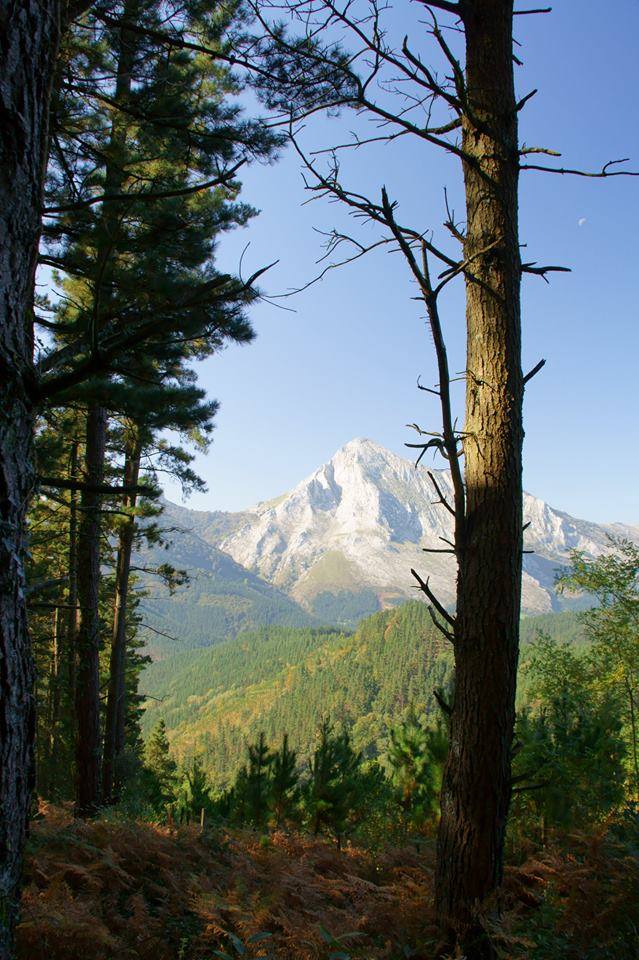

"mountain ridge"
[134, 510, 318, 655]
[171, 438, 637, 617]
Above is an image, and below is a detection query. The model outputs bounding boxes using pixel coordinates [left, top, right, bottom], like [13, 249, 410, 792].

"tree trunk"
[74, 405, 107, 817]
[0, 1, 61, 953]
[102, 430, 141, 803]
[435, 3, 523, 956]
[66, 437, 79, 718]
[41, 607, 63, 797]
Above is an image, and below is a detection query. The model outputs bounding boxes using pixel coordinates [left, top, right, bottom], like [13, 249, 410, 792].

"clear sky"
[162, 0, 639, 524]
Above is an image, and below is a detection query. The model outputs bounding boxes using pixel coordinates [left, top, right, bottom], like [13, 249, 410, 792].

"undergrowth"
[16, 805, 639, 959]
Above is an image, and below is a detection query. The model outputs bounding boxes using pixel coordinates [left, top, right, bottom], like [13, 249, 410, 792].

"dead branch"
[140, 622, 183, 644]
[427, 470, 455, 516]
[522, 261, 571, 283]
[425, 604, 456, 643]
[411, 568, 456, 628]
[521, 158, 639, 177]
[523, 358, 546, 385]
[434, 687, 453, 715]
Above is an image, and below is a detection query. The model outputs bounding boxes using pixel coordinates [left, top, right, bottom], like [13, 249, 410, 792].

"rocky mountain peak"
[162, 439, 638, 620]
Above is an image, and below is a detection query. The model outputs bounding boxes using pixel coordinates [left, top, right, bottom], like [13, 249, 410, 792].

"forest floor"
[17, 805, 639, 960]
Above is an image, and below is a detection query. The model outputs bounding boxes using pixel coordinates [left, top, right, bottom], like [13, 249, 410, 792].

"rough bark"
[74, 404, 107, 817]
[66, 437, 79, 717]
[40, 607, 63, 797]
[0, 1, 61, 953]
[434, 2, 523, 956]
[102, 431, 141, 804]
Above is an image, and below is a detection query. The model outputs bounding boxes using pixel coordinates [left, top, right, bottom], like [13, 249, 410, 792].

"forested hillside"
[141, 602, 584, 787]
[3, 0, 638, 958]
[136, 514, 317, 656]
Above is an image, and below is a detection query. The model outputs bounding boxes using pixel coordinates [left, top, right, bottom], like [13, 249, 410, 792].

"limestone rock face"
[189, 438, 637, 615]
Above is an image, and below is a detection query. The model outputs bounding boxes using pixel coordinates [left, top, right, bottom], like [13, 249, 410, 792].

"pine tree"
[144, 720, 178, 810]
[387, 710, 447, 827]
[270, 734, 300, 828]
[242, 732, 274, 828]
[512, 635, 627, 839]
[2, 0, 281, 938]
[304, 719, 364, 848]
[36, 0, 280, 815]
[174, 756, 212, 824]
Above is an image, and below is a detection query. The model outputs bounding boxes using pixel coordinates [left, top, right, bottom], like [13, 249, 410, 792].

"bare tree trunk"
[74, 405, 107, 817]
[102, 430, 141, 803]
[435, 3, 522, 956]
[41, 607, 63, 797]
[0, 1, 61, 952]
[49, 607, 64, 792]
[66, 437, 79, 717]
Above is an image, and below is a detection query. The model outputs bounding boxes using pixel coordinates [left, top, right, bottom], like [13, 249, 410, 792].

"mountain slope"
[140, 603, 583, 788]
[144, 438, 638, 644]
[135, 500, 317, 655]
[204, 438, 635, 616]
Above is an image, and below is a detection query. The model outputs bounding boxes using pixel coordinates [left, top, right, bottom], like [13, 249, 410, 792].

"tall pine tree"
[37, 0, 279, 815]
[270, 734, 300, 828]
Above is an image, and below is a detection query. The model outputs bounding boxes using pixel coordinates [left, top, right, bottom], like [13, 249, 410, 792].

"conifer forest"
[1, 1, 638, 959]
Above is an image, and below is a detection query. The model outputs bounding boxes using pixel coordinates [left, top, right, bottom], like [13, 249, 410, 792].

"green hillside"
[141, 602, 584, 788]
[136, 521, 318, 656]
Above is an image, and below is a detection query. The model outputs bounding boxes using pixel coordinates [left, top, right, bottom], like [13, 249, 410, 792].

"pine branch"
[43, 161, 245, 215]
[38, 477, 158, 497]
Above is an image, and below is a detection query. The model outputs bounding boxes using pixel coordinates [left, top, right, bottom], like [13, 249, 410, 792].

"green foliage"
[239, 732, 275, 829]
[139, 600, 628, 848]
[386, 710, 447, 827]
[141, 603, 456, 787]
[173, 757, 213, 824]
[558, 539, 639, 794]
[144, 719, 178, 810]
[270, 734, 301, 827]
[304, 720, 366, 846]
[512, 634, 627, 837]
[141, 603, 584, 791]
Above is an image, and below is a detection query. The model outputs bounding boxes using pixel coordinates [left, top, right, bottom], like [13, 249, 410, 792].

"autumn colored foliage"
[17, 806, 639, 960]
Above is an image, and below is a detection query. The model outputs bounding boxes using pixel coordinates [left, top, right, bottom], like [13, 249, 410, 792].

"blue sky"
[162, 0, 639, 524]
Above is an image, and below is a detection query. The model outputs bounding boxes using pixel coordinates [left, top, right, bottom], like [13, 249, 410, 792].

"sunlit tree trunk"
[435, 3, 523, 956]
